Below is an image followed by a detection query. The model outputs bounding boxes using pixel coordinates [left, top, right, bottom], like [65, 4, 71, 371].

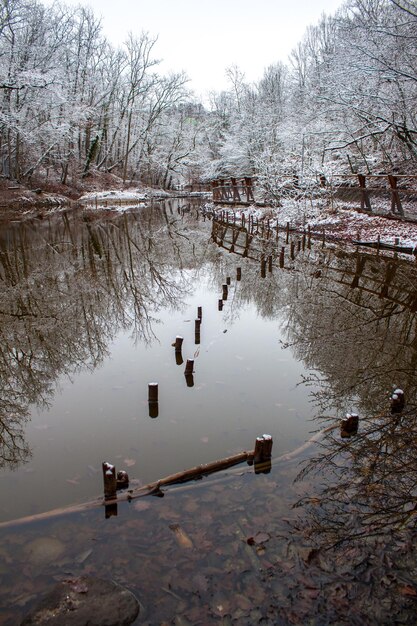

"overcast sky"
[51, 0, 344, 99]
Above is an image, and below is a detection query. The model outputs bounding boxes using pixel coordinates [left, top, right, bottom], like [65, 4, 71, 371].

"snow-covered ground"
[205, 199, 417, 250]
[79, 187, 170, 205]
[80, 188, 417, 251]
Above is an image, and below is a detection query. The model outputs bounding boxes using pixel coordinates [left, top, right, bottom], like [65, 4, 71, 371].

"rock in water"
[24, 537, 65, 566]
[21, 576, 140, 625]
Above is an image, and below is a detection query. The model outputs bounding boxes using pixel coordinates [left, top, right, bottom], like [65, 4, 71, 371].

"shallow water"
[0, 201, 321, 523]
[1, 199, 417, 624]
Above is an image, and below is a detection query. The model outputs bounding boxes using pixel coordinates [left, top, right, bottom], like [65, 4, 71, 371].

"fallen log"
[0, 426, 336, 530]
[0, 450, 255, 529]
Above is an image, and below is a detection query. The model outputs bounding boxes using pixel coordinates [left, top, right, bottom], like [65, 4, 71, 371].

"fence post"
[358, 174, 372, 211]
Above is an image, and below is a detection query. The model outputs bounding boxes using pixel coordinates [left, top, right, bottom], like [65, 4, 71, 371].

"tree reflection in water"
[0, 202, 211, 471]
[213, 219, 417, 543]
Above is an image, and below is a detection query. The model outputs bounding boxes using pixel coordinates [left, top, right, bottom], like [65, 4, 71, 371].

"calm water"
[0, 201, 317, 523]
[1, 199, 417, 624]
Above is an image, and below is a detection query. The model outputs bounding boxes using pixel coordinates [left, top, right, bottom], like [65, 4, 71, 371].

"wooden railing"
[211, 174, 417, 218]
[211, 177, 255, 204]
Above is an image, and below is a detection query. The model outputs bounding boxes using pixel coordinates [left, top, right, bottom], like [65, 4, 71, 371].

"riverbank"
[2, 176, 417, 254]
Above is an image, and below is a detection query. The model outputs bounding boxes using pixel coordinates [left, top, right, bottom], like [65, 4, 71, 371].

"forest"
[0, 0, 416, 197]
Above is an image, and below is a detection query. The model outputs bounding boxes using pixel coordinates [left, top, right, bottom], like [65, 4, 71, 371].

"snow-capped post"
[254, 434, 273, 474]
[390, 388, 405, 414]
[236, 267, 242, 281]
[148, 382, 159, 418]
[226, 276, 231, 285]
[148, 382, 158, 403]
[174, 336, 184, 353]
[218, 299, 223, 311]
[222, 284, 228, 300]
[286, 222, 290, 244]
[279, 247, 285, 268]
[290, 241, 295, 260]
[116, 471, 129, 490]
[102, 462, 117, 500]
[254, 436, 265, 464]
[184, 359, 194, 387]
[197, 306, 202, 320]
[340, 414, 359, 438]
[174, 336, 184, 365]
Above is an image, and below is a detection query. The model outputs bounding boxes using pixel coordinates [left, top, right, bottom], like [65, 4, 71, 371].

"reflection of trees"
[0, 201, 210, 470]
[211, 224, 417, 417]
[296, 403, 417, 545]
[280, 247, 417, 415]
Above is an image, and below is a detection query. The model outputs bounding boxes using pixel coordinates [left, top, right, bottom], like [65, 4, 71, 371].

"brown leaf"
[399, 584, 417, 597]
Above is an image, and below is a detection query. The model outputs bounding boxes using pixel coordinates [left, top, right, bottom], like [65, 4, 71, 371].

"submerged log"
[0, 450, 256, 529]
[0, 427, 339, 530]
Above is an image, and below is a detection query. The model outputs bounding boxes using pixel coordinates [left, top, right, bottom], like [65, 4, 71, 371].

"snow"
[206, 199, 417, 250]
[79, 187, 172, 210]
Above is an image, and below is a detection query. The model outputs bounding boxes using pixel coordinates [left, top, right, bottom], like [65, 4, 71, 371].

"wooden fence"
[211, 216, 417, 312]
[211, 174, 417, 218]
[211, 177, 255, 204]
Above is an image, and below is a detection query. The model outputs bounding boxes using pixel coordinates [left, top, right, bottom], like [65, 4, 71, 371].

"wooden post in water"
[279, 247, 285, 268]
[148, 382, 159, 418]
[102, 462, 117, 499]
[253, 434, 273, 474]
[268, 255, 273, 272]
[197, 306, 202, 320]
[226, 276, 231, 285]
[218, 299, 223, 311]
[260, 257, 267, 278]
[286, 222, 290, 244]
[148, 382, 158, 403]
[302, 232, 306, 251]
[390, 388, 405, 414]
[103, 462, 118, 517]
[184, 359, 194, 387]
[222, 284, 228, 300]
[236, 267, 242, 281]
[174, 336, 183, 352]
[290, 241, 295, 260]
[195, 318, 201, 344]
[340, 414, 359, 438]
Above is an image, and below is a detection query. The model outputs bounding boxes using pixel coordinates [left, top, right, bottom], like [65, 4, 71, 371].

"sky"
[49, 0, 344, 99]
